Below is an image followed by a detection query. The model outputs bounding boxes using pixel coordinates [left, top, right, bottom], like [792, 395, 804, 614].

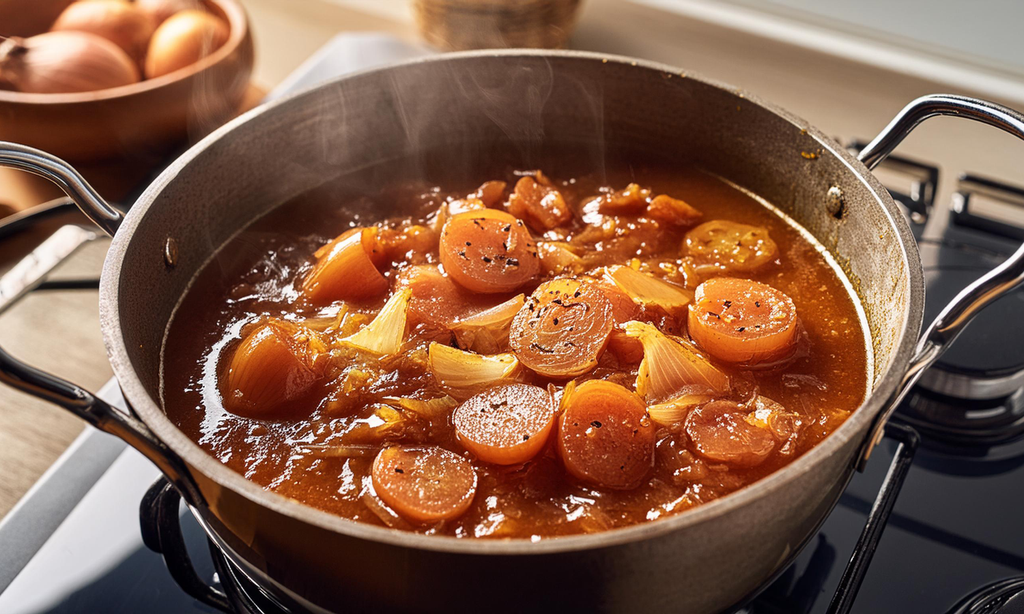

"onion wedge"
[604, 265, 693, 312]
[646, 394, 712, 427]
[624, 320, 729, 401]
[340, 288, 411, 355]
[428, 343, 519, 393]
[451, 294, 525, 354]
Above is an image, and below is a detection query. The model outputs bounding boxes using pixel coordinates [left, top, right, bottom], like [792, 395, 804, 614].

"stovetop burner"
[949, 576, 1024, 614]
[889, 172, 1024, 445]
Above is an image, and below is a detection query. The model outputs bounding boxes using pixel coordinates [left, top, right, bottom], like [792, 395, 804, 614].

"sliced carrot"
[685, 400, 776, 467]
[224, 320, 324, 417]
[509, 278, 614, 378]
[453, 383, 555, 465]
[684, 220, 778, 272]
[395, 264, 494, 331]
[439, 209, 540, 293]
[688, 277, 798, 365]
[591, 279, 644, 364]
[301, 228, 388, 304]
[557, 380, 655, 489]
[371, 445, 478, 524]
[508, 175, 572, 231]
[591, 278, 641, 324]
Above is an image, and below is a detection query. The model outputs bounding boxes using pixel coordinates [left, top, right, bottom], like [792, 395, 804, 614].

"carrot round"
[453, 383, 555, 465]
[557, 380, 655, 489]
[224, 320, 322, 417]
[371, 445, 478, 524]
[301, 228, 388, 304]
[439, 209, 540, 293]
[684, 220, 778, 272]
[688, 277, 798, 365]
[509, 278, 614, 378]
[685, 400, 776, 467]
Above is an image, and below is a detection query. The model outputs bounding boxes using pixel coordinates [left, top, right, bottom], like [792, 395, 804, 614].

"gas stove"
[2, 31, 1024, 614]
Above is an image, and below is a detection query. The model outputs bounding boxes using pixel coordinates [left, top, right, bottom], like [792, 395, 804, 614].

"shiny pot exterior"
[99, 52, 922, 613]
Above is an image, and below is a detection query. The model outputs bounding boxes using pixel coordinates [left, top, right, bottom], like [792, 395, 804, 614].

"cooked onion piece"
[508, 175, 571, 231]
[598, 183, 651, 214]
[684, 220, 779, 272]
[439, 209, 540, 293]
[509, 279, 614, 379]
[428, 343, 519, 392]
[452, 294, 524, 354]
[370, 224, 438, 266]
[453, 383, 555, 465]
[371, 445, 478, 523]
[340, 288, 411, 355]
[647, 393, 712, 427]
[685, 400, 776, 467]
[224, 320, 324, 417]
[688, 277, 798, 365]
[471, 180, 507, 208]
[302, 228, 388, 305]
[604, 265, 693, 313]
[624, 320, 729, 401]
[537, 241, 583, 275]
[647, 194, 702, 227]
[557, 380, 655, 489]
[745, 395, 804, 456]
[383, 395, 458, 420]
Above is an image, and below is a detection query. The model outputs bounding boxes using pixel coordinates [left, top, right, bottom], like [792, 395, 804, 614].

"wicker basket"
[414, 0, 583, 51]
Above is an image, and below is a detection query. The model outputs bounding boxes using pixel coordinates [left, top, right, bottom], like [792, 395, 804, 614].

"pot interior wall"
[113, 53, 911, 407]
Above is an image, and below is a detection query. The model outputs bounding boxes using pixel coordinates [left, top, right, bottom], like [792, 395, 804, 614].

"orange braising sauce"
[162, 164, 867, 538]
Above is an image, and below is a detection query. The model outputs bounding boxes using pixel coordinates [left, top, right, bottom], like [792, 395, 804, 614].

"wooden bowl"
[0, 0, 254, 162]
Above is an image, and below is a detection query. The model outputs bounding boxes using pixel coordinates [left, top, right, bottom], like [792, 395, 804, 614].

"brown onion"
[0, 32, 139, 94]
[136, 0, 204, 24]
[145, 9, 228, 78]
[51, 0, 156, 64]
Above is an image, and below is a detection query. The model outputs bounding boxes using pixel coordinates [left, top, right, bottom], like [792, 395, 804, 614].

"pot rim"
[99, 49, 925, 556]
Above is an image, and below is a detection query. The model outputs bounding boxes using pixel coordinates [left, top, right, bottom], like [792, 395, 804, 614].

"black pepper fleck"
[591, 420, 603, 428]
[394, 468, 404, 474]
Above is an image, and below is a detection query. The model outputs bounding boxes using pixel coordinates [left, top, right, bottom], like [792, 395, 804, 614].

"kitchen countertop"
[2, 0, 1022, 519]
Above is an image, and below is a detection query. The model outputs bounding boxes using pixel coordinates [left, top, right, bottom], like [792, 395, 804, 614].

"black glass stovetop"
[1, 32, 1024, 614]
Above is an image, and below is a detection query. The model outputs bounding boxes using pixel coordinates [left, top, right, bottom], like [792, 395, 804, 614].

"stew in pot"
[162, 163, 869, 538]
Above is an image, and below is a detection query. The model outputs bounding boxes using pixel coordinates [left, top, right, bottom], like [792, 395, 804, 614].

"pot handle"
[0, 143, 202, 506]
[0, 141, 124, 236]
[857, 94, 1024, 466]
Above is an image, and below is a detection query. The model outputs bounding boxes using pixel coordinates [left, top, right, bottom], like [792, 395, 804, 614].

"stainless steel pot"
[2, 51, 1024, 614]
